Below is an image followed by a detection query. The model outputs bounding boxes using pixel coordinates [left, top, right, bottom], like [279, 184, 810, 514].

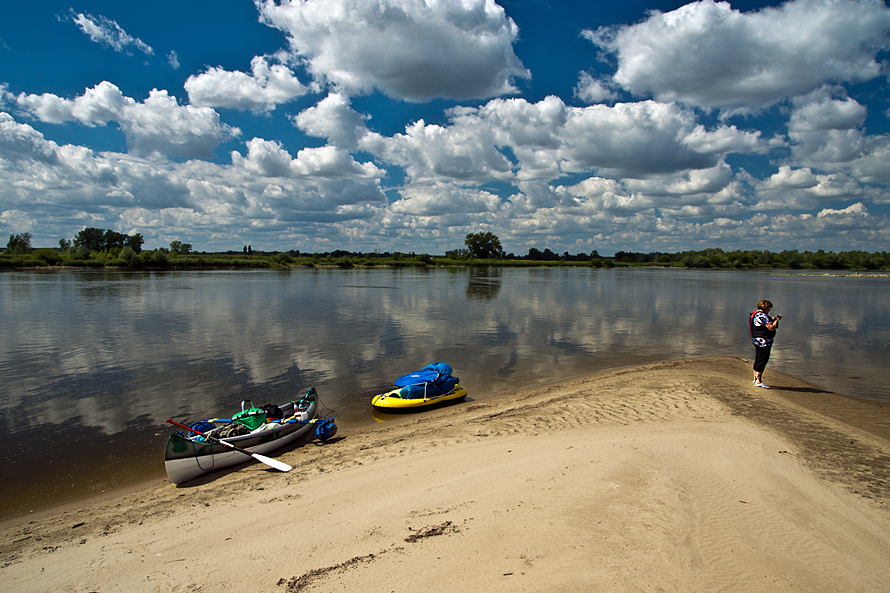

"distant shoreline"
[3, 244, 889, 272]
[4, 262, 889, 273]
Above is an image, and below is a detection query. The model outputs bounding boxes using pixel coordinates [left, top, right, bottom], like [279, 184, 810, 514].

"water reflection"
[1, 268, 888, 516]
[466, 267, 502, 300]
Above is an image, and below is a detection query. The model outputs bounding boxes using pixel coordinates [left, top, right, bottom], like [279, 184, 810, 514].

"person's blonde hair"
[757, 299, 773, 311]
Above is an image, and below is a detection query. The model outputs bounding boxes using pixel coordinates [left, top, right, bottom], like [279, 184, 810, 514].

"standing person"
[749, 299, 781, 388]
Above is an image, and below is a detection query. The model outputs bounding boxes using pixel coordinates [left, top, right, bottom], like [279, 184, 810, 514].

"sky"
[1, 0, 889, 255]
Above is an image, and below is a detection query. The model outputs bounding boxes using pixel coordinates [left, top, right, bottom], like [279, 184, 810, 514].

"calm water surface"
[1, 267, 888, 517]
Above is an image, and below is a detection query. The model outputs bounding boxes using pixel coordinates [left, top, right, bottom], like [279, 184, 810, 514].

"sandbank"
[2, 356, 889, 592]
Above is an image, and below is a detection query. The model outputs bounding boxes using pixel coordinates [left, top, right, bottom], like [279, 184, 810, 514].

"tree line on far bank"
[3, 229, 888, 271]
[451, 232, 887, 270]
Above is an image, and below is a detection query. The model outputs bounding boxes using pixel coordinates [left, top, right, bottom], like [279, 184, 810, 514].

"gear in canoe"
[164, 388, 337, 484]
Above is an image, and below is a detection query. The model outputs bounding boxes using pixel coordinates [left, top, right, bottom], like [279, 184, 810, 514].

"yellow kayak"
[371, 384, 468, 411]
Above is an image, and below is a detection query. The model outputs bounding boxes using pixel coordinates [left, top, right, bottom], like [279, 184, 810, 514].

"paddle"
[166, 419, 293, 473]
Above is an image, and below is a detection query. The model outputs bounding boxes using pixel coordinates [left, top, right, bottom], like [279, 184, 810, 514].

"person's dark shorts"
[753, 345, 772, 373]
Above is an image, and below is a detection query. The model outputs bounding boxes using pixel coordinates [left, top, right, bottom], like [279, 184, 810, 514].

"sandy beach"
[2, 356, 889, 592]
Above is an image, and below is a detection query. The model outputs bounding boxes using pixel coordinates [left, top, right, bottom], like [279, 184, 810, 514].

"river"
[1, 267, 888, 518]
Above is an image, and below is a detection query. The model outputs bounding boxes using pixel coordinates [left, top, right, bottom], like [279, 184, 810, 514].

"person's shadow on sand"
[771, 386, 832, 394]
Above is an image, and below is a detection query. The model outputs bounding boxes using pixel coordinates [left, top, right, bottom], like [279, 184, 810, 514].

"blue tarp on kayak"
[395, 362, 453, 386]
[394, 362, 458, 399]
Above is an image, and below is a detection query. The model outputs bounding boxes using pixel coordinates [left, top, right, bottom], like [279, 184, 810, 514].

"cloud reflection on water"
[2, 268, 888, 442]
[2, 267, 888, 515]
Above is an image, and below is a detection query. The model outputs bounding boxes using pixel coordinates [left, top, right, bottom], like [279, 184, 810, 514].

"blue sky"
[2, 0, 889, 254]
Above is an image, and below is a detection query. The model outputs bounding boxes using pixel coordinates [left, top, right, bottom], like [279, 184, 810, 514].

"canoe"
[164, 389, 320, 484]
[371, 384, 468, 412]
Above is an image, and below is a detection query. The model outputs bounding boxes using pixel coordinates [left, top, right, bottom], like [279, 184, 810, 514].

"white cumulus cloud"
[457, 97, 770, 180]
[585, 0, 890, 111]
[291, 93, 369, 148]
[390, 183, 505, 216]
[232, 138, 383, 180]
[255, 0, 530, 101]
[185, 56, 308, 111]
[762, 165, 819, 190]
[574, 72, 619, 104]
[12, 82, 239, 159]
[0, 112, 389, 240]
[349, 95, 773, 189]
[817, 202, 868, 219]
[787, 89, 890, 185]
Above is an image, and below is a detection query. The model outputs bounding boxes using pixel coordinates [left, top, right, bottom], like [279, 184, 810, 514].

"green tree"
[33, 249, 62, 265]
[125, 233, 144, 253]
[6, 232, 32, 254]
[464, 232, 503, 259]
[754, 250, 774, 266]
[74, 227, 106, 252]
[120, 246, 137, 263]
[170, 240, 192, 255]
[103, 230, 128, 250]
[74, 227, 144, 254]
[140, 249, 169, 266]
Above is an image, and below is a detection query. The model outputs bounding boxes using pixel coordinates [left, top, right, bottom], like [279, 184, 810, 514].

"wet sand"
[2, 356, 889, 592]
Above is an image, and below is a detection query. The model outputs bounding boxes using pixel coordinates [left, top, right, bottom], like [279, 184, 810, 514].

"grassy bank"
[2, 247, 888, 271]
